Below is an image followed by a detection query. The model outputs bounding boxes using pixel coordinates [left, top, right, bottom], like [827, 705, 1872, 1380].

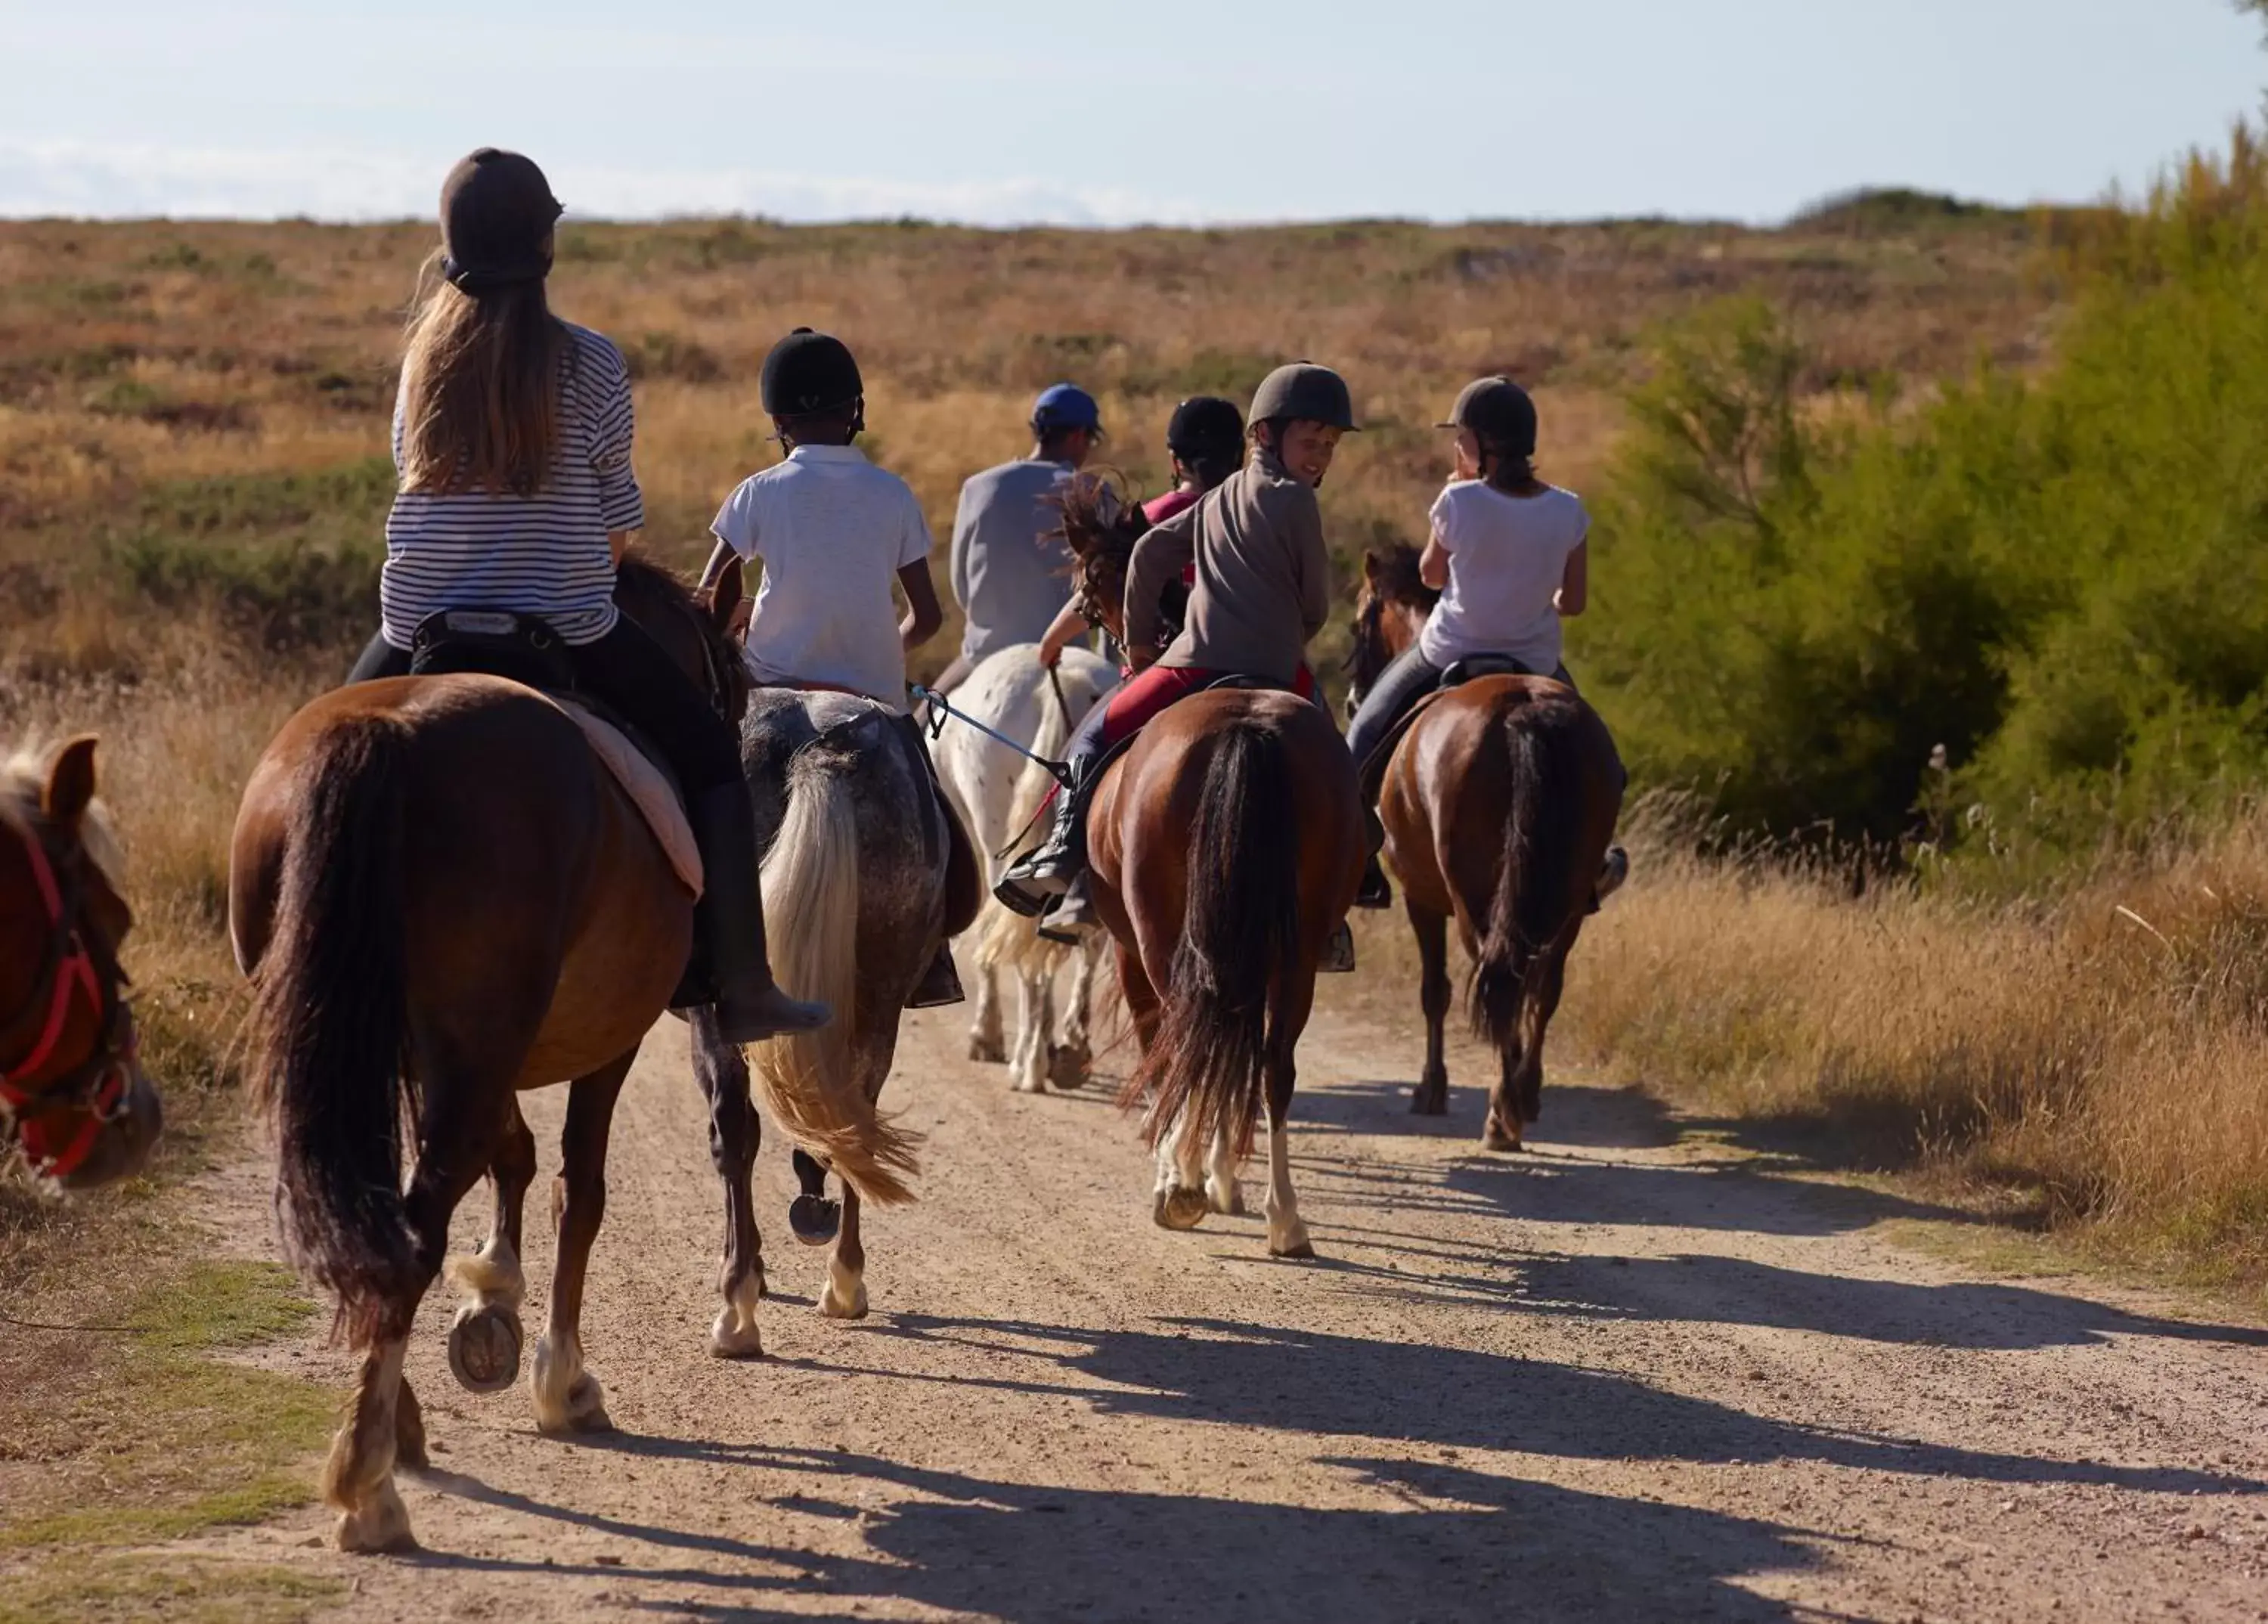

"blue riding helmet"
[1032, 383, 1101, 435]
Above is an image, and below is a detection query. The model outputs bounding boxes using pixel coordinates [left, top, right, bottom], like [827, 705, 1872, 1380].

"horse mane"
[1365, 542, 1436, 613]
[1, 745, 125, 888]
[612, 549, 742, 690]
[1050, 468, 1151, 568]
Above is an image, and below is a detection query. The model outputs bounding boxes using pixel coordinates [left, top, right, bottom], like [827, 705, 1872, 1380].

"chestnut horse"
[1060, 476, 1363, 1257]
[1349, 544, 1624, 1148]
[0, 738, 160, 1191]
[229, 554, 823, 1553]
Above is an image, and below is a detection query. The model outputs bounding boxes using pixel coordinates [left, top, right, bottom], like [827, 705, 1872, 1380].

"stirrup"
[1036, 882, 1096, 944]
[1355, 854, 1393, 910]
[993, 872, 1060, 919]
[1318, 921, 1356, 974]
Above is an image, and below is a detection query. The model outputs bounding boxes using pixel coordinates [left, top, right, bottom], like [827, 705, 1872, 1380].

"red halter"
[0, 807, 135, 1182]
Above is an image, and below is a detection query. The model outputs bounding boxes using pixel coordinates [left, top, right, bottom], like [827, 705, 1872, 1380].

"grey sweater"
[949, 457, 1077, 661]
[1123, 451, 1331, 684]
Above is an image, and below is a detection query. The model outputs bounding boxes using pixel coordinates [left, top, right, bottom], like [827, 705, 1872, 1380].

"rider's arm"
[1418, 535, 1450, 591]
[1124, 508, 1197, 655]
[1037, 597, 1091, 669]
[696, 538, 736, 587]
[947, 479, 978, 613]
[1556, 541, 1588, 617]
[898, 561, 944, 653]
[1287, 484, 1332, 643]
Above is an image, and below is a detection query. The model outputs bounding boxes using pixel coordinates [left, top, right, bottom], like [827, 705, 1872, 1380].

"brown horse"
[1349, 543, 1624, 1148]
[230, 553, 806, 1554]
[0, 738, 160, 1191]
[1060, 475, 1363, 1257]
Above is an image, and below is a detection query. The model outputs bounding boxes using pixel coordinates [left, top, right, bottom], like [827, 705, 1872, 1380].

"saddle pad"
[549, 697, 704, 897]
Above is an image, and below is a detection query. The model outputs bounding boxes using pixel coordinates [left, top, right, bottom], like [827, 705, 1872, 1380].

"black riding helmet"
[1166, 395, 1244, 459]
[761, 327, 864, 417]
[1248, 362, 1358, 432]
[1439, 377, 1538, 460]
[439, 148, 562, 294]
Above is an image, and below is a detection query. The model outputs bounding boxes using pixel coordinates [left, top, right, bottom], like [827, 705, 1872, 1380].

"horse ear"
[704, 556, 745, 634]
[42, 735, 99, 834]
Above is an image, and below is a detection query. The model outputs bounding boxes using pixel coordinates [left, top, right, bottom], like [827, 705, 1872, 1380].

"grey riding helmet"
[1247, 362, 1358, 432]
[1439, 377, 1537, 459]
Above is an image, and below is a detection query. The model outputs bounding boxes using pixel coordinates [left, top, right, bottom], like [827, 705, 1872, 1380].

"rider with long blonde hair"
[345, 149, 825, 1045]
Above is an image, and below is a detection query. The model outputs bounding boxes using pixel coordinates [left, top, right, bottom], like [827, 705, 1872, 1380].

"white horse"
[933, 644, 1118, 1094]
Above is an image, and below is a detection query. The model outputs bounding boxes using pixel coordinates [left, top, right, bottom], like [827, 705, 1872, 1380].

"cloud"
[0, 138, 1208, 228]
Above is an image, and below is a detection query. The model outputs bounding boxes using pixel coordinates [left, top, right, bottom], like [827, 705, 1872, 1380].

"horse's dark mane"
[1366, 542, 1436, 612]
[1051, 470, 1154, 633]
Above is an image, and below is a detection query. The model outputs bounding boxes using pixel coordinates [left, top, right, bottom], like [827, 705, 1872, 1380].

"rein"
[0, 802, 135, 1182]
[911, 686, 1074, 790]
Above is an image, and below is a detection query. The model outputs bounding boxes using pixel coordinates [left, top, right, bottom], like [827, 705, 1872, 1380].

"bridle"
[0, 801, 137, 1182]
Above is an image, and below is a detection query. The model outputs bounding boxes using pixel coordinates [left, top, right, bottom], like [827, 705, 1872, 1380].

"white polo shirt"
[712, 443, 934, 708]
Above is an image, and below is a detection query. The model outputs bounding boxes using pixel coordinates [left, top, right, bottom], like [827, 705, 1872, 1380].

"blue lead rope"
[910, 684, 1075, 789]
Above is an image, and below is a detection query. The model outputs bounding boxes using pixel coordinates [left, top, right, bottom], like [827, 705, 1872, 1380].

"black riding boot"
[997, 705, 1111, 916]
[686, 783, 832, 1045]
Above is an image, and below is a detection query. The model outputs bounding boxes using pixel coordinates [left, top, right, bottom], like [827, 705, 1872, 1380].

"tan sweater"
[1123, 451, 1331, 684]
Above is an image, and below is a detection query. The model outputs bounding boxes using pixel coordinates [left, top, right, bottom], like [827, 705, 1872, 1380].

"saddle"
[1355, 654, 1541, 812]
[409, 609, 704, 895]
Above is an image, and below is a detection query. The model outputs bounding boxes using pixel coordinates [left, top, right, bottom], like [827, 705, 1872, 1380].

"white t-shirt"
[1417, 480, 1589, 674]
[712, 443, 934, 708]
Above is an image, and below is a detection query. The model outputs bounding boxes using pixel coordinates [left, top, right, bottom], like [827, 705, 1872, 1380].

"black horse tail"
[1125, 721, 1298, 1161]
[1472, 708, 1582, 1056]
[251, 714, 415, 1347]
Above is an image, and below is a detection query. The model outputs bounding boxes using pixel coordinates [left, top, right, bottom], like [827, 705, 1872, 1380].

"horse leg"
[1409, 901, 1452, 1116]
[819, 1185, 868, 1319]
[325, 1085, 501, 1553]
[691, 1006, 765, 1359]
[789, 1149, 840, 1245]
[1011, 966, 1052, 1094]
[1512, 938, 1572, 1128]
[968, 958, 1005, 1065]
[442, 1098, 534, 1394]
[530, 1049, 634, 1436]
[1205, 1121, 1246, 1216]
[1264, 980, 1317, 1260]
[1046, 937, 1097, 1090]
[1151, 1110, 1210, 1231]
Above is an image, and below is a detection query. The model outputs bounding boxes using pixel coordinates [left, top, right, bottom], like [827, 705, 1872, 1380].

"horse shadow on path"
[412, 1446, 1829, 1623]
[402, 1297, 2265, 1623]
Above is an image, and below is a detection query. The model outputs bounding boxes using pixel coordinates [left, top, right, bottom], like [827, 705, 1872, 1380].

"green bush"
[1583, 126, 2268, 859]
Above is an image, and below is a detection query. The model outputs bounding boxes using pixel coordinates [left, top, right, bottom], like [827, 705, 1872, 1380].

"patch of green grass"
[0, 1260, 336, 1555]
[0, 1558, 342, 1624]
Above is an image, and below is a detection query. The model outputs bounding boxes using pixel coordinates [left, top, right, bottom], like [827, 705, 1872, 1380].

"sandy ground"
[185, 1000, 2268, 1622]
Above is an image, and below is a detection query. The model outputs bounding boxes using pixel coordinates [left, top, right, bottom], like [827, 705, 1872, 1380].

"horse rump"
[1123, 721, 1298, 1161]
[249, 714, 416, 1346]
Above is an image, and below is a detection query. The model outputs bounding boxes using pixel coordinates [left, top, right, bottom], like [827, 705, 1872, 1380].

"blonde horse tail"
[745, 754, 922, 1205]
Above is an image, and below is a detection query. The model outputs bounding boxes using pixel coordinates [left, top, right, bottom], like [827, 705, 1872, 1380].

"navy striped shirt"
[378, 322, 644, 648]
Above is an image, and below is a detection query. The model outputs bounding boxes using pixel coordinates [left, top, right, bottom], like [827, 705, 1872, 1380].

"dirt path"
[189, 1000, 2268, 1622]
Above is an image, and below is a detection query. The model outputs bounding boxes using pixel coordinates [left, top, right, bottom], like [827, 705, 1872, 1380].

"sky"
[1, 1, 2260, 226]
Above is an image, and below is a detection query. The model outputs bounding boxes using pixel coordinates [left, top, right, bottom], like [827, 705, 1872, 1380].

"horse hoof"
[446, 1303, 522, 1394]
[789, 1195, 841, 1246]
[1483, 1125, 1523, 1153]
[538, 1375, 613, 1436]
[710, 1311, 764, 1359]
[968, 1036, 1006, 1065]
[1207, 1179, 1246, 1217]
[1154, 1186, 1209, 1231]
[1270, 1238, 1318, 1261]
[334, 1483, 416, 1554]
[1411, 1084, 1448, 1117]
[819, 1278, 869, 1320]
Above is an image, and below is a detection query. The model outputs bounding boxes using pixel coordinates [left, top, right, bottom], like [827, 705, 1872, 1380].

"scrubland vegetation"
[3, 147, 2264, 1297]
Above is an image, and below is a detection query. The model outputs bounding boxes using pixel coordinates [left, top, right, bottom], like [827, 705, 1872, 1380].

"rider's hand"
[1037, 630, 1066, 669]
[1126, 645, 1157, 674]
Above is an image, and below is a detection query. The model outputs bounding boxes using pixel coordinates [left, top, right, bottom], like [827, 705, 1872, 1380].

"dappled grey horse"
[691, 689, 968, 1355]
